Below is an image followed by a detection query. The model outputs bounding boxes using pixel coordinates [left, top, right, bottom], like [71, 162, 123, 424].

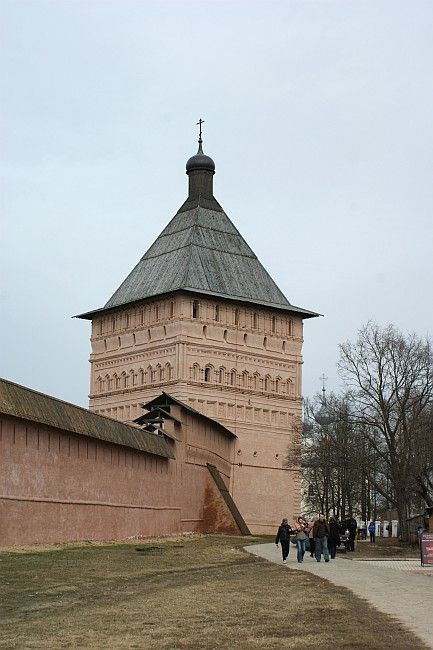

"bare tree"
[339, 322, 433, 540]
[409, 404, 433, 507]
[287, 393, 366, 519]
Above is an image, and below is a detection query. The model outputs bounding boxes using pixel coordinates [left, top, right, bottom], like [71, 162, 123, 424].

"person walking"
[345, 513, 358, 552]
[307, 518, 316, 558]
[312, 512, 330, 562]
[275, 518, 293, 563]
[368, 520, 376, 543]
[293, 516, 308, 563]
[328, 516, 341, 559]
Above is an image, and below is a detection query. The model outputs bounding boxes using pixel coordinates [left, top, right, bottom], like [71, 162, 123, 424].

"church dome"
[186, 142, 215, 173]
[315, 404, 334, 427]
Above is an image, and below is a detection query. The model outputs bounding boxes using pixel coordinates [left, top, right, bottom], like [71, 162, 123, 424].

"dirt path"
[245, 542, 433, 649]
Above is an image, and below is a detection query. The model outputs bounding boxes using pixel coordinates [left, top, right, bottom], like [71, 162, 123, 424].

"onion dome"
[186, 140, 215, 174]
[315, 404, 334, 427]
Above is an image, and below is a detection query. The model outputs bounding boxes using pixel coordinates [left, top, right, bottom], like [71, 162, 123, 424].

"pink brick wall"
[0, 411, 240, 546]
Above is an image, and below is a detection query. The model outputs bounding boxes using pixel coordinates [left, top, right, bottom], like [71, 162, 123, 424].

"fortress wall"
[0, 410, 241, 546]
[171, 405, 237, 534]
[0, 415, 179, 545]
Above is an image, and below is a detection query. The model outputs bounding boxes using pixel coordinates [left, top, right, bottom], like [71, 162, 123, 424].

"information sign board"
[420, 531, 433, 566]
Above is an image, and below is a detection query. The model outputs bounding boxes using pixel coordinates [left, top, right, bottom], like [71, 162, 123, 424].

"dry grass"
[0, 535, 426, 649]
[343, 537, 421, 560]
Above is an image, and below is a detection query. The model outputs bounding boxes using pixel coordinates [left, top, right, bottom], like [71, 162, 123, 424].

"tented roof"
[77, 145, 319, 320]
[77, 203, 318, 319]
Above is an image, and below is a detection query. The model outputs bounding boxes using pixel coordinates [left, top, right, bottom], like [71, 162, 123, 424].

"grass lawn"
[343, 537, 421, 560]
[0, 535, 426, 649]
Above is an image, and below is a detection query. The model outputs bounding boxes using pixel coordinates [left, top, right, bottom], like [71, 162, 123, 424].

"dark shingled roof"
[0, 378, 174, 459]
[77, 205, 318, 319]
[76, 147, 319, 320]
[138, 391, 237, 439]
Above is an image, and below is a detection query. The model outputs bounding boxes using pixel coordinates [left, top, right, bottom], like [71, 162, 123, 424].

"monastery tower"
[77, 132, 318, 533]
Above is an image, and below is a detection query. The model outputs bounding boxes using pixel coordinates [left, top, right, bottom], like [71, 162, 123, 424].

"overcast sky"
[1, 0, 432, 407]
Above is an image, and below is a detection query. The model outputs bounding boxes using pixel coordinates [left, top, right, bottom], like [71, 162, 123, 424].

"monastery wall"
[0, 410, 239, 545]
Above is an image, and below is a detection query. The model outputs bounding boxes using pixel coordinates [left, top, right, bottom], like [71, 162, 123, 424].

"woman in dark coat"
[328, 517, 341, 559]
[275, 518, 293, 563]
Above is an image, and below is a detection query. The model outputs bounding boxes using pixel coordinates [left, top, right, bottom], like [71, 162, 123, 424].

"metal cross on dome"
[196, 118, 205, 141]
[320, 373, 328, 402]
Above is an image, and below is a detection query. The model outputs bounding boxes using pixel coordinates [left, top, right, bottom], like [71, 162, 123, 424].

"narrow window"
[253, 312, 258, 329]
[215, 304, 220, 321]
[204, 367, 211, 382]
[170, 301, 174, 318]
[288, 319, 293, 336]
[155, 304, 159, 321]
[126, 313, 130, 329]
[234, 308, 239, 326]
[230, 370, 236, 386]
[271, 316, 276, 333]
[192, 300, 200, 319]
[111, 316, 116, 332]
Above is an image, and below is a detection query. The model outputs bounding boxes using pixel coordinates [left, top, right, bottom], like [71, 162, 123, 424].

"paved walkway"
[245, 543, 433, 649]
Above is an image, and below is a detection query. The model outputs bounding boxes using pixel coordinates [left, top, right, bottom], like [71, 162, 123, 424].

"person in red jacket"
[312, 512, 330, 562]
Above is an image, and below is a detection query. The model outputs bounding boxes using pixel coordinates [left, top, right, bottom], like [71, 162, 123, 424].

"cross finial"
[196, 118, 205, 143]
[320, 373, 328, 404]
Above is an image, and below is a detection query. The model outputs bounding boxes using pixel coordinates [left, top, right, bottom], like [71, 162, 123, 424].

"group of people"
[275, 512, 362, 563]
[358, 520, 377, 542]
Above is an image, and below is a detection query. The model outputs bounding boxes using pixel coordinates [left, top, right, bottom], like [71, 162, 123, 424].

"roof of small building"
[137, 391, 237, 439]
[0, 378, 174, 459]
[76, 145, 319, 320]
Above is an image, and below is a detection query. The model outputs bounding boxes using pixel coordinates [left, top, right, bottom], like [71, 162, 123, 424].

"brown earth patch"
[0, 535, 427, 649]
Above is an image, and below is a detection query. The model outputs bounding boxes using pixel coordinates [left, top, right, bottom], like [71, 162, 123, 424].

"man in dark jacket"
[345, 513, 358, 552]
[312, 512, 330, 562]
[275, 518, 293, 563]
[328, 517, 341, 559]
